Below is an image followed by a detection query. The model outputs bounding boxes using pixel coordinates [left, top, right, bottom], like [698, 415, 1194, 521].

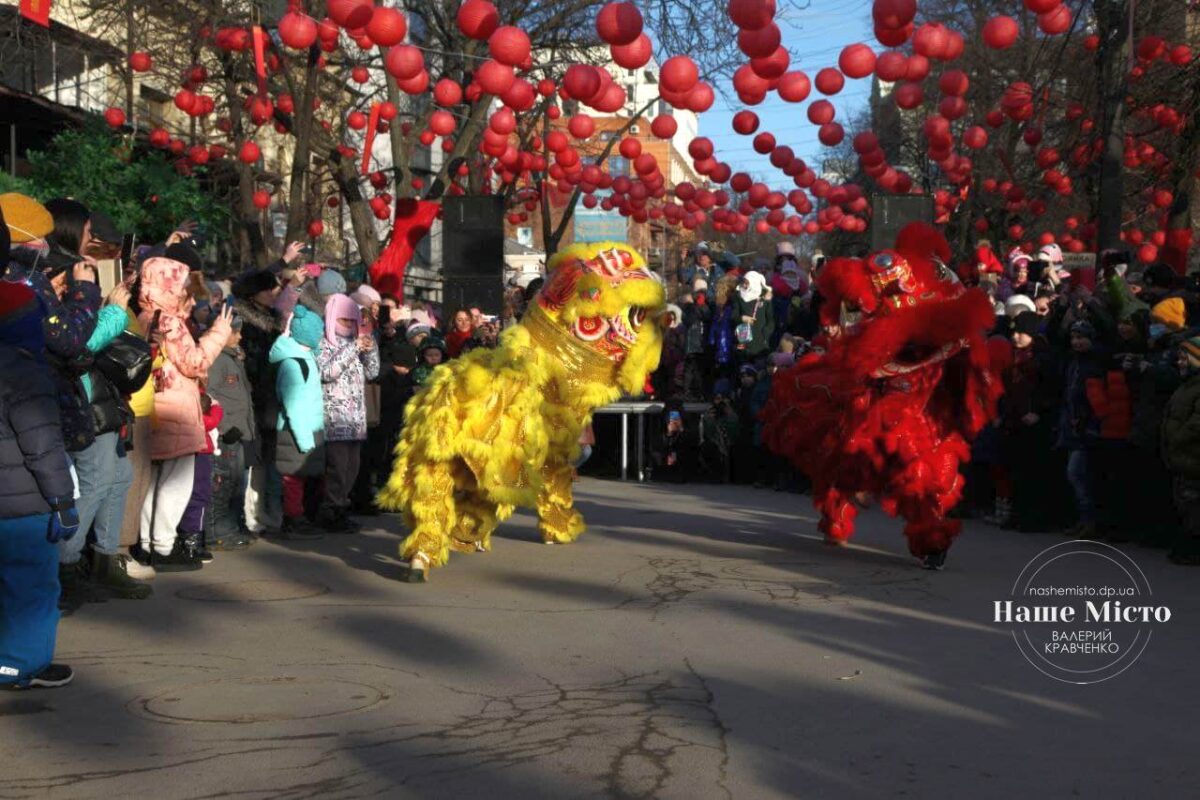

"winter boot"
[922, 550, 948, 571]
[273, 516, 323, 540]
[91, 552, 153, 600]
[57, 562, 88, 616]
[984, 497, 1013, 527]
[152, 537, 202, 572]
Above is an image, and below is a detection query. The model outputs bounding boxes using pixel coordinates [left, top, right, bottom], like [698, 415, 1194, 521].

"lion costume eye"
[573, 316, 609, 341]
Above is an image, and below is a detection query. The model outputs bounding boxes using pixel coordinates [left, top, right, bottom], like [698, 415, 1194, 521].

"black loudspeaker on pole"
[441, 195, 506, 316]
[870, 194, 935, 251]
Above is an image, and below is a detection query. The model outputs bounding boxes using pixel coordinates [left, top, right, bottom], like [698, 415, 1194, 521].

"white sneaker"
[122, 554, 156, 581]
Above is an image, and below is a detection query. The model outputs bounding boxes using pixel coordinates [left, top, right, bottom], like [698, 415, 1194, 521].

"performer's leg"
[536, 463, 586, 544]
[398, 460, 458, 579]
[815, 485, 857, 545]
[449, 494, 501, 553]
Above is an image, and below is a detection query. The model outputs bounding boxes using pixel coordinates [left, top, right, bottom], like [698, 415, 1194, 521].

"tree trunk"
[284, 48, 322, 243]
[1095, 0, 1131, 252]
[332, 154, 381, 266]
[220, 55, 268, 267]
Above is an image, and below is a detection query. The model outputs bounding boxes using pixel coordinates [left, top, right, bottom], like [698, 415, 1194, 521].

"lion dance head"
[525, 241, 667, 395]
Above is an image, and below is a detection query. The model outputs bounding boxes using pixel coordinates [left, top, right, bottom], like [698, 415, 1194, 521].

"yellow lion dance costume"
[377, 242, 666, 581]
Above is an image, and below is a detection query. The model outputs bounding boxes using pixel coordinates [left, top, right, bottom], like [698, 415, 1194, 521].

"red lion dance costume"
[762, 223, 1006, 569]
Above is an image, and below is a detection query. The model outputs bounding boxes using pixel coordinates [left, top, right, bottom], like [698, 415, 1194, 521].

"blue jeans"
[60, 432, 131, 564]
[1066, 448, 1095, 523]
[0, 515, 59, 685]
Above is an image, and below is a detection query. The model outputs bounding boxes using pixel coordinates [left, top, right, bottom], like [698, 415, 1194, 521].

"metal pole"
[620, 412, 628, 481]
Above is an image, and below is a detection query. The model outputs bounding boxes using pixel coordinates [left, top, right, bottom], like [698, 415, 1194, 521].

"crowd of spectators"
[0, 193, 510, 690]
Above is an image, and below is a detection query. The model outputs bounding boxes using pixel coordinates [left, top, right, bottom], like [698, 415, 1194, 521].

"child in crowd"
[270, 306, 326, 540]
[205, 316, 256, 550]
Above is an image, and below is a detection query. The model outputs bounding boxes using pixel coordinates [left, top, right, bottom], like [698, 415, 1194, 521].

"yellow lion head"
[527, 241, 666, 394]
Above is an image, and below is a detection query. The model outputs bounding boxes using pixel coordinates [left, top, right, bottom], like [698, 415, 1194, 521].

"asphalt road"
[1, 478, 1195, 799]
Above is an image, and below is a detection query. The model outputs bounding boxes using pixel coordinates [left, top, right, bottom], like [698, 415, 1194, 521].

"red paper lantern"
[428, 110, 455, 137]
[489, 26, 531, 66]
[612, 33, 652, 69]
[252, 190, 271, 210]
[433, 78, 463, 106]
[307, 220, 324, 238]
[753, 132, 775, 153]
[728, 0, 776, 30]
[174, 89, 196, 114]
[776, 70, 811, 102]
[128, 52, 152, 72]
[476, 59, 514, 95]
[238, 141, 261, 163]
[875, 23, 912, 47]
[938, 69, 969, 97]
[367, 7, 407, 46]
[905, 53, 931, 81]
[279, 11, 318, 49]
[1024, 0, 1060, 13]
[1137, 243, 1158, 263]
[327, 0, 374, 30]
[568, 114, 595, 139]
[839, 43, 876, 78]
[818, 122, 844, 146]
[815, 68, 844, 95]
[1038, 5, 1071, 35]
[962, 126, 988, 149]
[385, 45, 424, 80]
[738, 23, 781, 58]
[982, 16, 1019, 49]
[874, 51, 906, 81]
[688, 137, 714, 160]
[807, 99, 835, 124]
[688, 82, 715, 112]
[457, 0, 499, 40]
[912, 23, 950, 59]
[751, 47, 790, 80]
[650, 114, 677, 138]
[894, 81, 923, 109]
[347, 111, 367, 130]
[872, 0, 916, 29]
[596, 2, 643, 45]
[399, 70, 430, 95]
[103, 107, 125, 128]
[149, 128, 170, 148]
[732, 110, 760, 134]
[660, 56, 699, 93]
[563, 64, 602, 99]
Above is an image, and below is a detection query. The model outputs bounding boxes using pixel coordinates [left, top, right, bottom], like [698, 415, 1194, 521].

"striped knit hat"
[1181, 335, 1200, 364]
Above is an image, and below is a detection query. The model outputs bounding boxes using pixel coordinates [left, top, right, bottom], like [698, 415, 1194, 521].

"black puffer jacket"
[2, 248, 101, 452]
[232, 299, 282, 434]
[0, 346, 74, 518]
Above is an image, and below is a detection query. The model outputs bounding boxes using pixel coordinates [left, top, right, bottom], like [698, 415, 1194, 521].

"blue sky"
[699, 0, 875, 183]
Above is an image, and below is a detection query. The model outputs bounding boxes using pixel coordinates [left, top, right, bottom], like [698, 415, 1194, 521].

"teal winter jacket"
[270, 334, 324, 453]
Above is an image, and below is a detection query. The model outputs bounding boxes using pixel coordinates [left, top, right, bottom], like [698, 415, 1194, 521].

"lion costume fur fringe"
[377, 241, 666, 571]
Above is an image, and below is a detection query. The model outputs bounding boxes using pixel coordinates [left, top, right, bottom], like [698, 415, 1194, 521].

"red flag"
[361, 102, 381, 175]
[252, 25, 268, 97]
[369, 199, 440, 299]
[20, 0, 50, 26]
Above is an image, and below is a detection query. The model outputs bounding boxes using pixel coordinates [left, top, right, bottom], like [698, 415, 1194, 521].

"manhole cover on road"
[176, 580, 330, 602]
[133, 677, 387, 724]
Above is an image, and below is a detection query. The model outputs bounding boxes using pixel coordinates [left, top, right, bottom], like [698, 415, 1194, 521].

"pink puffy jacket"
[137, 257, 230, 461]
